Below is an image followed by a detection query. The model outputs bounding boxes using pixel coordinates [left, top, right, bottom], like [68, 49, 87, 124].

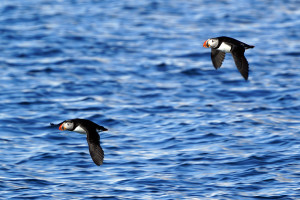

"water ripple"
[0, 0, 300, 199]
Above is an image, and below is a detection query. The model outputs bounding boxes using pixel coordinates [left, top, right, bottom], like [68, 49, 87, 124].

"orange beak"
[59, 123, 65, 131]
[203, 40, 209, 48]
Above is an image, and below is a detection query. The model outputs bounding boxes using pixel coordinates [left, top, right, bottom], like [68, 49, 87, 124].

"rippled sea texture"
[1, 0, 300, 199]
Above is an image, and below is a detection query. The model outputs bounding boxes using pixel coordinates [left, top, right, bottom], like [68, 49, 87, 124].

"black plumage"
[204, 36, 254, 80]
[211, 49, 225, 69]
[51, 118, 107, 166]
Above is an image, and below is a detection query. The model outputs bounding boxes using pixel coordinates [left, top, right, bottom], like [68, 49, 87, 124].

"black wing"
[86, 128, 104, 166]
[75, 119, 106, 165]
[231, 46, 249, 80]
[87, 138, 104, 166]
[211, 49, 226, 69]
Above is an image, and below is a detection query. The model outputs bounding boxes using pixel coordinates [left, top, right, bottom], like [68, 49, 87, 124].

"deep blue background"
[0, 0, 300, 199]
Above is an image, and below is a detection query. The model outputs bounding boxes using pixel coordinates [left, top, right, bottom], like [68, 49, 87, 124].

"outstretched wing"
[87, 138, 104, 166]
[231, 46, 249, 80]
[86, 128, 104, 166]
[211, 49, 226, 69]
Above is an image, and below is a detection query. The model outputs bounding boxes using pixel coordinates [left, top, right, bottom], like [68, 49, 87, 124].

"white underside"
[74, 126, 87, 134]
[218, 42, 231, 53]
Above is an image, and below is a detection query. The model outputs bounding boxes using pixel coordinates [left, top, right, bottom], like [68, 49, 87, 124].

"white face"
[208, 38, 219, 48]
[63, 121, 74, 130]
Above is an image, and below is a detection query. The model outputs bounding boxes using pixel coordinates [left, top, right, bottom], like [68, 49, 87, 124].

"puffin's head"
[59, 120, 75, 131]
[203, 38, 219, 48]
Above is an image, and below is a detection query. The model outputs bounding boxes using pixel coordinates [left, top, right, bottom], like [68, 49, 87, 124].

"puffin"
[203, 36, 254, 80]
[51, 118, 107, 166]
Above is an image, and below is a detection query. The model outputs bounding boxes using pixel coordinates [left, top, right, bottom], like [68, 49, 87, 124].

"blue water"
[0, 0, 300, 199]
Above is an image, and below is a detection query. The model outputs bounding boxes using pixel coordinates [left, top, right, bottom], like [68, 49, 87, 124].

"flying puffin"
[51, 118, 107, 166]
[203, 36, 254, 80]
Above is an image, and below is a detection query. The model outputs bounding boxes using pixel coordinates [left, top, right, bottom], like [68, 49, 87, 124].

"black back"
[72, 119, 106, 166]
[209, 36, 253, 80]
[51, 118, 107, 166]
[216, 36, 254, 49]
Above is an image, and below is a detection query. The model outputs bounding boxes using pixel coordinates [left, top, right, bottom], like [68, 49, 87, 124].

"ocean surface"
[0, 0, 300, 199]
